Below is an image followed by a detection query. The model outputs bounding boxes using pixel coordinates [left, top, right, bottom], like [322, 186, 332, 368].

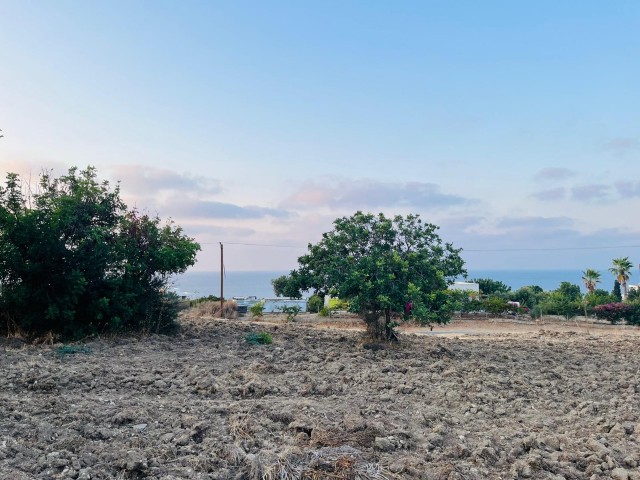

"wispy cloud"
[533, 167, 576, 181]
[615, 181, 640, 199]
[496, 216, 573, 230]
[530, 187, 566, 201]
[570, 184, 611, 202]
[164, 197, 290, 220]
[282, 179, 472, 209]
[110, 165, 222, 196]
[602, 137, 639, 156]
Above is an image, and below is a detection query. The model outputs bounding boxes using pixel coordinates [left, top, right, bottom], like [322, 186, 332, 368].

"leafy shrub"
[328, 297, 349, 310]
[56, 344, 92, 358]
[471, 278, 511, 295]
[249, 301, 265, 317]
[318, 306, 330, 317]
[593, 303, 634, 324]
[530, 305, 542, 319]
[245, 331, 273, 345]
[483, 296, 509, 316]
[189, 295, 220, 308]
[279, 305, 301, 322]
[307, 295, 324, 313]
[0, 167, 199, 340]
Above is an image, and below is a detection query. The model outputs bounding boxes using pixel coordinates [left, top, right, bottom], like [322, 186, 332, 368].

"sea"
[170, 269, 603, 299]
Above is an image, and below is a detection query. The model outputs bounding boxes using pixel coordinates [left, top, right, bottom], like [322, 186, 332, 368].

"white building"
[448, 281, 480, 294]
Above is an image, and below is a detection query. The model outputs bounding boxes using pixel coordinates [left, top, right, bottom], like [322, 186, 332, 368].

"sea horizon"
[170, 268, 625, 299]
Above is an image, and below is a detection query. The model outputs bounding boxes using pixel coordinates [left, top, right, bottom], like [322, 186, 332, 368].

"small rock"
[77, 468, 92, 480]
[132, 424, 147, 431]
[374, 437, 394, 452]
[611, 468, 629, 480]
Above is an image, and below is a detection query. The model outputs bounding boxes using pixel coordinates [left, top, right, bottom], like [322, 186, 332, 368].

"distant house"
[448, 282, 480, 295]
[262, 298, 307, 313]
[232, 296, 307, 314]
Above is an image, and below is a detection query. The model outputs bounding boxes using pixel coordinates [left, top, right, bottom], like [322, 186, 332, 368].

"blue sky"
[1, 1, 639, 273]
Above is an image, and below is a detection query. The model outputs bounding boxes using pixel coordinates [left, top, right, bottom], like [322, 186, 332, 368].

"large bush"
[274, 211, 465, 341]
[0, 167, 200, 339]
[593, 303, 640, 325]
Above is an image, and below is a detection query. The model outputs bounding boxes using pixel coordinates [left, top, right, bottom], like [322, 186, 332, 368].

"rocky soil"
[1, 315, 640, 479]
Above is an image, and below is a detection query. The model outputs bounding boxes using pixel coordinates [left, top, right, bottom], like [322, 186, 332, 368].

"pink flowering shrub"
[592, 303, 640, 325]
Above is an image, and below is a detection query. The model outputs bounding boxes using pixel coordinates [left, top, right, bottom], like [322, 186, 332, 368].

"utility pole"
[220, 242, 224, 318]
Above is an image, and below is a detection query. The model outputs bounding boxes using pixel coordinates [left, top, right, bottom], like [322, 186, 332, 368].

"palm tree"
[609, 257, 634, 300]
[582, 269, 601, 294]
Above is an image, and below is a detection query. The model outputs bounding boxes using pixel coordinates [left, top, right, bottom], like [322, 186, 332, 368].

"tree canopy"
[276, 211, 466, 341]
[0, 167, 200, 339]
[471, 278, 511, 296]
[610, 257, 633, 300]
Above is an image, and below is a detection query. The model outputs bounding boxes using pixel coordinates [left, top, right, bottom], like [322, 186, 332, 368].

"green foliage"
[529, 305, 543, 319]
[612, 280, 622, 302]
[328, 297, 350, 310]
[610, 257, 633, 299]
[582, 269, 601, 293]
[593, 303, 634, 324]
[539, 283, 583, 320]
[0, 167, 200, 339]
[277, 211, 466, 341]
[249, 301, 265, 317]
[245, 331, 273, 345]
[627, 288, 640, 302]
[56, 344, 92, 358]
[555, 282, 582, 301]
[510, 285, 546, 309]
[318, 306, 330, 317]
[585, 289, 615, 307]
[189, 295, 220, 307]
[307, 295, 324, 313]
[271, 274, 303, 298]
[482, 295, 509, 316]
[446, 290, 481, 314]
[278, 305, 302, 322]
[471, 278, 511, 296]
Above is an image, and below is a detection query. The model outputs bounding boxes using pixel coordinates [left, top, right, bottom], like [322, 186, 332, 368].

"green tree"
[271, 273, 303, 298]
[540, 282, 582, 320]
[585, 289, 615, 307]
[471, 278, 511, 296]
[278, 212, 465, 341]
[510, 285, 546, 309]
[483, 295, 509, 316]
[612, 280, 623, 302]
[581, 269, 601, 294]
[610, 257, 633, 300]
[0, 167, 200, 339]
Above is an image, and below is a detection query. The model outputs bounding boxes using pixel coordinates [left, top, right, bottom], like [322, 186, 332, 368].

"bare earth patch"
[1, 314, 640, 479]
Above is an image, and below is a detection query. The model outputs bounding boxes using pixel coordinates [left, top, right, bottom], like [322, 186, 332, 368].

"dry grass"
[258, 446, 390, 480]
[193, 300, 238, 319]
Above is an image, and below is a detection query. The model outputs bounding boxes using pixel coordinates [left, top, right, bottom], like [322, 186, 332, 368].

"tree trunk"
[364, 310, 398, 342]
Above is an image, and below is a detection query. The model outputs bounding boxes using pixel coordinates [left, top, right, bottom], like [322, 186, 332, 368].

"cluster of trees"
[449, 257, 640, 325]
[0, 167, 200, 339]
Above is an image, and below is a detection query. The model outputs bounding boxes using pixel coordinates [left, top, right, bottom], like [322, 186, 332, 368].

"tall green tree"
[275, 211, 466, 341]
[609, 257, 634, 301]
[0, 167, 200, 338]
[470, 278, 511, 296]
[612, 280, 623, 302]
[581, 269, 601, 294]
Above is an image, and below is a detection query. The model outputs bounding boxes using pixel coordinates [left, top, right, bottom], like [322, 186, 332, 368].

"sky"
[1, 1, 639, 274]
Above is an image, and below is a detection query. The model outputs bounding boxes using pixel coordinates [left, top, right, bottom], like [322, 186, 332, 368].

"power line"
[199, 241, 640, 253]
[465, 245, 640, 253]
[200, 241, 306, 249]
